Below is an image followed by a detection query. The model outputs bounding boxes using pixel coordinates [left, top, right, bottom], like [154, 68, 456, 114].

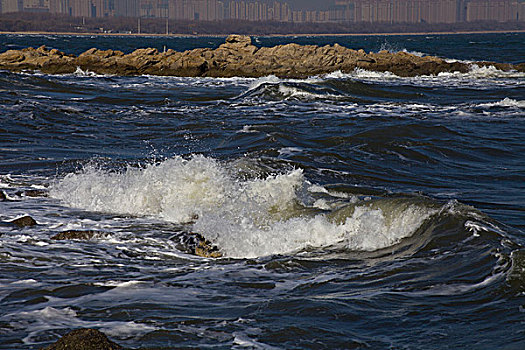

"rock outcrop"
[8, 215, 37, 227]
[1, 34, 523, 78]
[42, 328, 123, 350]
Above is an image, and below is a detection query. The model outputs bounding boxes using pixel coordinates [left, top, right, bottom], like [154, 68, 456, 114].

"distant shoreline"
[1, 29, 525, 37]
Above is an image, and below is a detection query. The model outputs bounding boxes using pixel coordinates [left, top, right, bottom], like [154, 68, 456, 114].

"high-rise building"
[333, 0, 523, 24]
[3, 0, 525, 23]
[114, 0, 139, 17]
[49, 0, 69, 15]
[1, 0, 24, 13]
[22, 0, 50, 12]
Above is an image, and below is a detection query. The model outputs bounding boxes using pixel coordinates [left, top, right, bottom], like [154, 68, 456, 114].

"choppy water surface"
[1, 33, 524, 349]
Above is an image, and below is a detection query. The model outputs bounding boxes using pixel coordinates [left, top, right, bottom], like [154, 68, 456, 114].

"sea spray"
[51, 155, 439, 258]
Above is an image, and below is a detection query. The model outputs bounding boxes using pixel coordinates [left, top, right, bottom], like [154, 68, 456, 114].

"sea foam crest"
[476, 97, 525, 109]
[51, 155, 437, 258]
[72, 66, 108, 77]
[50, 155, 231, 223]
[439, 64, 525, 79]
[242, 75, 332, 101]
[327, 64, 525, 82]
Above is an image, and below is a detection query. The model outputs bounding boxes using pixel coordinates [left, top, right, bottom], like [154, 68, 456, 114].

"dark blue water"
[0, 33, 524, 349]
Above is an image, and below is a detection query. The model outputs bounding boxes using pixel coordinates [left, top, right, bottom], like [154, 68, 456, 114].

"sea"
[0, 32, 524, 349]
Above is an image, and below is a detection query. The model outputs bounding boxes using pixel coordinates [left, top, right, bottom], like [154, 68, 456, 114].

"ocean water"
[0, 33, 524, 349]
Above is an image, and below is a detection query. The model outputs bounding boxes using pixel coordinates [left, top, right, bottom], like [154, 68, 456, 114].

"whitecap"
[50, 156, 439, 258]
[238, 125, 259, 133]
[475, 98, 525, 109]
[71, 66, 109, 77]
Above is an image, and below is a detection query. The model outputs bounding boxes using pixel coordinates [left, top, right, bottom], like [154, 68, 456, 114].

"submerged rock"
[51, 230, 106, 240]
[42, 328, 123, 350]
[50, 229, 221, 257]
[180, 232, 222, 258]
[9, 215, 37, 227]
[194, 234, 222, 258]
[176, 231, 222, 258]
[1, 34, 523, 78]
[16, 189, 48, 197]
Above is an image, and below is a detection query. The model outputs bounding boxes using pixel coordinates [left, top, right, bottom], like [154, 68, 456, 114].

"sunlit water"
[1, 33, 524, 349]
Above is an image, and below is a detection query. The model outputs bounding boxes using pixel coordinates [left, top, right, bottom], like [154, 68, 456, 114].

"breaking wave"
[50, 155, 474, 258]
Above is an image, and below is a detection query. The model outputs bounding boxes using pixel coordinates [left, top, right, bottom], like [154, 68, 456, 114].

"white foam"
[350, 68, 399, 80]
[49, 156, 438, 258]
[238, 125, 259, 133]
[10, 279, 39, 285]
[233, 331, 279, 349]
[476, 98, 525, 109]
[93, 280, 147, 288]
[248, 75, 281, 91]
[402, 49, 426, 57]
[278, 147, 302, 156]
[72, 66, 108, 77]
[50, 155, 232, 223]
[340, 203, 435, 251]
[438, 64, 525, 80]
[326, 65, 524, 89]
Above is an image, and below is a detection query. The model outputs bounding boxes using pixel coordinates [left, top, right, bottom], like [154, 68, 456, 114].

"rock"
[51, 230, 101, 240]
[0, 35, 523, 78]
[0, 190, 6, 201]
[195, 238, 222, 258]
[177, 232, 222, 258]
[42, 328, 123, 350]
[15, 189, 48, 197]
[9, 215, 37, 227]
[1, 50, 25, 63]
[225, 34, 252, 46]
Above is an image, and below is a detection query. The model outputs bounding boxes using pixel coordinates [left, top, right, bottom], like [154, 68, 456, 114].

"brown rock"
[130, 47, 159, 56]
[51, 230, 101, 240]
[42, 328, 122, 350]
[9, 215, 37, 227]
[191, 232, 222, 258]
[15, 189, 48, 197]
[0, 50, 25, 63]
[515, 62, 525, 72]
[225, 34, 252, 45]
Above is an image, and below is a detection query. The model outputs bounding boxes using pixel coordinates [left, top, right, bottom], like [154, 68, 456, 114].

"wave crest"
[50, 156, 461, 258]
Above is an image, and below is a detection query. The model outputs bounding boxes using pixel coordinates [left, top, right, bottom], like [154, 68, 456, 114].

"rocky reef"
[1, 35, 523, 78]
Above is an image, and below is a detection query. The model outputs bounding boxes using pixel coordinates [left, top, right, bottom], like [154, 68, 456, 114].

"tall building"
[115, 0, 139, 17]
[49, 0, 69, 14]
[466, 0, 523, 22]
[334, 0, 524, 23]
[3, 0, 525, 22]
[1, 0, 24, 13]
[91, 0, 106, 17]
[23, 0, 50, 12]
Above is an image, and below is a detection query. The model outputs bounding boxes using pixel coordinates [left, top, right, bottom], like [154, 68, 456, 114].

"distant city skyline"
[1, 0, 524, 24]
